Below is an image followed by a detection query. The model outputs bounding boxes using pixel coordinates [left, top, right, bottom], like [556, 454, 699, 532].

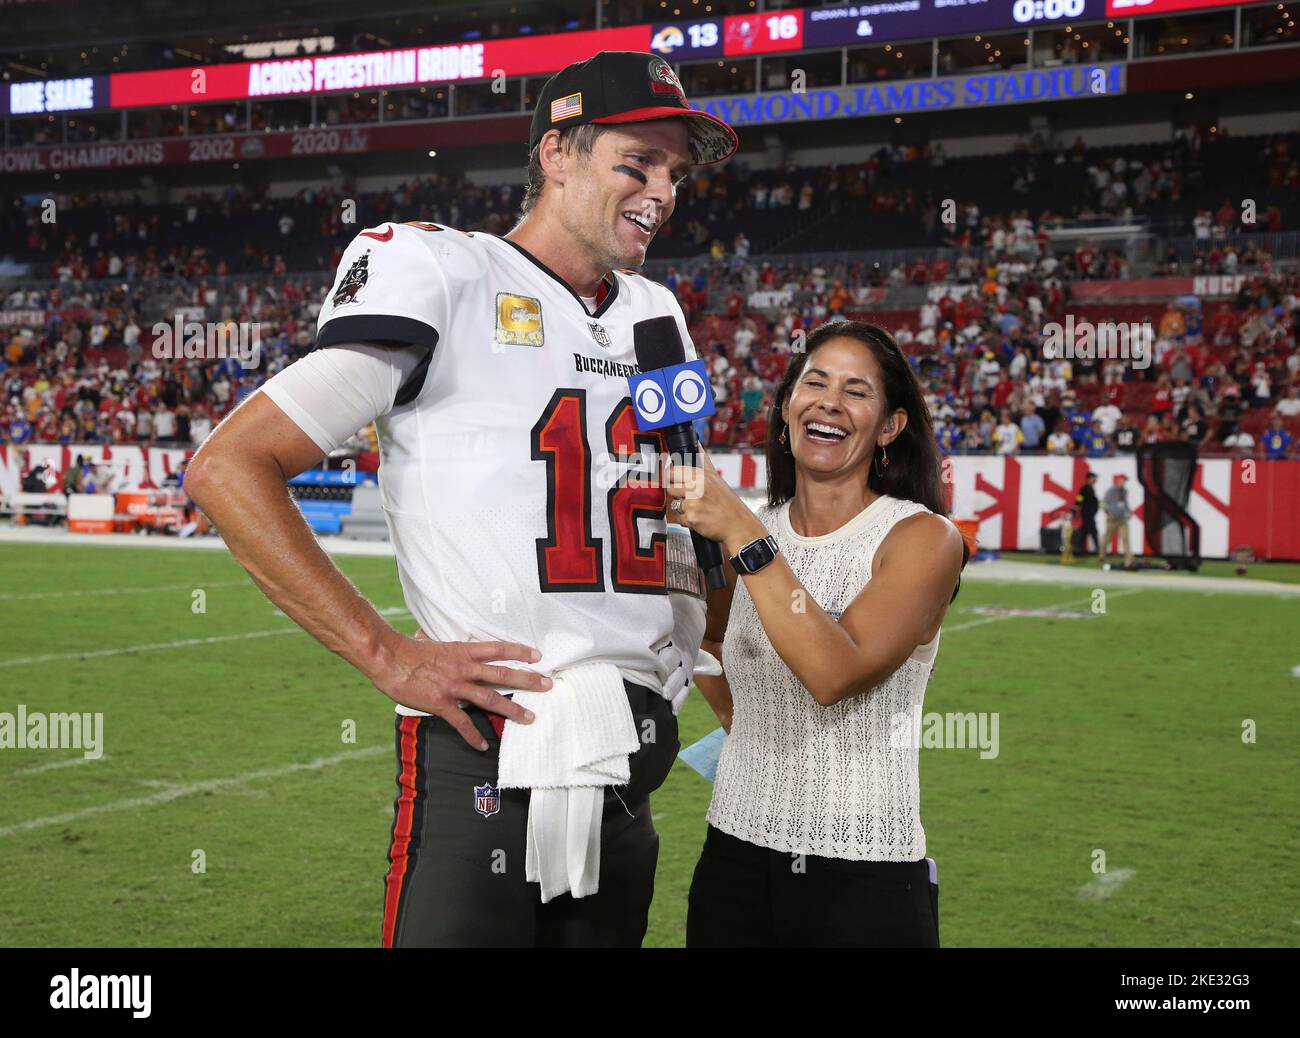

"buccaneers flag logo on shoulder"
[332, 251, 370, 307]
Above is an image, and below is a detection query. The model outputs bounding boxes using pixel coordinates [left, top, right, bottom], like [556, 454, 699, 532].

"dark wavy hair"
[765, 320, 969, 591]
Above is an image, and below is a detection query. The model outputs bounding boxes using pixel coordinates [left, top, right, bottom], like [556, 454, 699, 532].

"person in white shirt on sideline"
[664, 319, 967, 948]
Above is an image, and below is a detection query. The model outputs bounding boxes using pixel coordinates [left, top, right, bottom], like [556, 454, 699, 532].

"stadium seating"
[2, 130, 1297, 465]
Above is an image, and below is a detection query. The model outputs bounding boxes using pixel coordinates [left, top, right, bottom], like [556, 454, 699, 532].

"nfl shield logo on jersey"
[473, 782, 500, 818]
[587, 321, 611, 349]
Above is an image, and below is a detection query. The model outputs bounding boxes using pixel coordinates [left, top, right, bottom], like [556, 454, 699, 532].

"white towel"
[497, 662, 639, 903]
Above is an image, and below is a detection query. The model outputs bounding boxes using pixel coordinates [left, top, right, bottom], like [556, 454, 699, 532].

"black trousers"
[1076, 511, 1101, 554]
[687, 825, 940, 948]
[382, 680, 679, 948]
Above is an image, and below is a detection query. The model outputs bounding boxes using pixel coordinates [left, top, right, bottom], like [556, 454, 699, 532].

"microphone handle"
[663, 423, 728, 591]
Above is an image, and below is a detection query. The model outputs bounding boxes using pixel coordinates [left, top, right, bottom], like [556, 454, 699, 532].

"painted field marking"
[1078, 868, 1137, 900]
[943, 589, 1142, 634]
[0, 746, 389, 839]
[12, 755, 112, 777]
[0, 608, 411, 668]
[0, 581, 250, 602]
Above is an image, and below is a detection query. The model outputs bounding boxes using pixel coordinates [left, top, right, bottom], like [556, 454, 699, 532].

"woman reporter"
[665, 320, 967, 948]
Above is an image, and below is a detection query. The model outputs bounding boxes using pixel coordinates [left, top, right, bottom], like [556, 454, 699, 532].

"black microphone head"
[633, 315, 685, 372]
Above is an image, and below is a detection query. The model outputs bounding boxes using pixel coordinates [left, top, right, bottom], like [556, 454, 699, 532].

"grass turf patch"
[1, 544, 1296, 946]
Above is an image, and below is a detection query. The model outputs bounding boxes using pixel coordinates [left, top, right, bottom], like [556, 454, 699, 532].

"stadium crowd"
[3, 244, 1298, 465]
[2, 132, 1298, 465]
[686, 263, 1300, 461]
[6, 130, 1296, 277]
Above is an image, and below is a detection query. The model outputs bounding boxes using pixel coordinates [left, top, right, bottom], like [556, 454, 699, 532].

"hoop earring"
[874, 444, 889, 479]
[778, 424, 791, 452]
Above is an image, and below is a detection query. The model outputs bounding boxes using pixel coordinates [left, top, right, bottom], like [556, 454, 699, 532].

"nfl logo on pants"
[474, 782, 500, 818]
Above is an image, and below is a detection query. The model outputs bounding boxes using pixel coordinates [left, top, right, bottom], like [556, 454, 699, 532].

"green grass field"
[1, 541, 1297, 947]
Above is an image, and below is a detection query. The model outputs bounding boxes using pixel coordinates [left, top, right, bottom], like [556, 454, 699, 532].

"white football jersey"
[315, 221, 697, 706]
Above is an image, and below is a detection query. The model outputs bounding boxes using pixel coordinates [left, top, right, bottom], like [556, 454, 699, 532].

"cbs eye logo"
[672, 367, 708, 415]
[635, 381, 667, 424]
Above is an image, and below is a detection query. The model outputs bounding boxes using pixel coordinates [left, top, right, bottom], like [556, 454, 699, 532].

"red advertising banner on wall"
[3, 447, 1296, 559]
[108, 27, 650, 109]
[722, 453, 1299, 560]
[0, 444, 192, 503]
[1068, 275, 1249, 300]
[945, 455, 1299, 561]
[1106, 0, 1241, 15]
[0, 117, 530, 174]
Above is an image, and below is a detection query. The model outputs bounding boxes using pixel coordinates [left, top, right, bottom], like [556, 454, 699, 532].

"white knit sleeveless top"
[707, 493, 940, 861]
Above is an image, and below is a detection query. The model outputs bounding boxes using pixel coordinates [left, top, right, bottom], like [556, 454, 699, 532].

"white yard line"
[0, 746, 389, 838]
[0, 608, 411, 668]
[1077, 868, 1137, 900]
[943, 588, 1143, 633]
[0, 589, 1109, 668]
[7, 524, 1298, 591]
[0, 581, 250, 602]
[0, 627, 304, 668]
[12, 755, 111, 776]
[0, 524, 397, 557]
[962, 559, 1300, 597]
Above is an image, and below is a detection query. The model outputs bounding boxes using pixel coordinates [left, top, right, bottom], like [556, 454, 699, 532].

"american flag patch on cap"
[550, 92, 583, 121]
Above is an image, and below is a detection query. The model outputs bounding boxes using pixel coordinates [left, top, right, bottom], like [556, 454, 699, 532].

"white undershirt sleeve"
[258, 341, 427, 454]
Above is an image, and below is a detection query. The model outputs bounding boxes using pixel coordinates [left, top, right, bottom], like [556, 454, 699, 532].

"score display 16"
[651, 11, 805, 59]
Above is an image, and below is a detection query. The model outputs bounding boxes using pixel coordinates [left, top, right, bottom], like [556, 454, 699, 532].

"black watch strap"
[730, 534, 779, 575]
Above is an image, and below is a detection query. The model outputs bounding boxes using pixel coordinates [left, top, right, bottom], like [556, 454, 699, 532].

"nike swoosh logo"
[360, 226, 394, 242]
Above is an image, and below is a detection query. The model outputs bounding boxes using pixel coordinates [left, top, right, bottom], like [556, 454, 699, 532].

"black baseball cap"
[529, 51, 739, 166]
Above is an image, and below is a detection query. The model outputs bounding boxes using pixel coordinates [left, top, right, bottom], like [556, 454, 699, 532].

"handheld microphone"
[629, 316, 728, 592]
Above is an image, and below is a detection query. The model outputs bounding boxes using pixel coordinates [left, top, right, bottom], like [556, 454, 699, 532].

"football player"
[186, 51, 738, 947]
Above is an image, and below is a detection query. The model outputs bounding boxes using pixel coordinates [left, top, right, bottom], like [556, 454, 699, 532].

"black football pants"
[381, 679, 678, 947]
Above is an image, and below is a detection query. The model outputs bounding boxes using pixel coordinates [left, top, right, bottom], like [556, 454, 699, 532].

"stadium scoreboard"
[652, 0, 1111, 59]
[0, 0, 1257, 117]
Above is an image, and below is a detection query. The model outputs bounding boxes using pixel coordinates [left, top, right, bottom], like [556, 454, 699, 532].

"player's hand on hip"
[374, 631, 551, 751]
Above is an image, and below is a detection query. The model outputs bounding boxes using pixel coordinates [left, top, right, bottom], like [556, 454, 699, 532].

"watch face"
[735, 535, 777, 573]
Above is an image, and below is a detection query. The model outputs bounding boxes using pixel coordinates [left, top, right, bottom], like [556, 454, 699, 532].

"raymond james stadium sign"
[693, 62, 1125, 124]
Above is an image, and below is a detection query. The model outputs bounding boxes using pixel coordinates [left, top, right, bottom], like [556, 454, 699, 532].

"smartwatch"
[730, 534, 780, 575]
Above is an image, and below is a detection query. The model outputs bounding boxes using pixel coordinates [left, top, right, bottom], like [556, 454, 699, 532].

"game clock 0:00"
[1013, 0, 1088, 23]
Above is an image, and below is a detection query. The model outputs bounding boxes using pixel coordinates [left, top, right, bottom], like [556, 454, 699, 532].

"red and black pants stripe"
[382, 679, 678, 947]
